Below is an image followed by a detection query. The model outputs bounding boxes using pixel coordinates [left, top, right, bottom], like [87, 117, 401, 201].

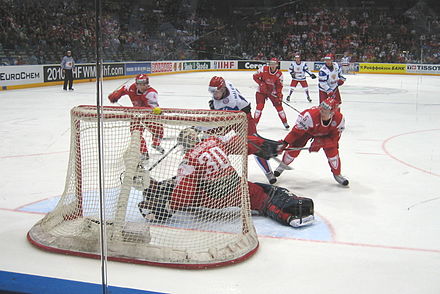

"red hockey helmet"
[135, 74, 149, 84]
[208, 76, 225, 93]
[269, 57, 279, 65]
[320, 97, 338, 112]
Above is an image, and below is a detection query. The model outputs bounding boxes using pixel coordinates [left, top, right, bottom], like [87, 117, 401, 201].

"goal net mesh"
[27, 105, 259, 268]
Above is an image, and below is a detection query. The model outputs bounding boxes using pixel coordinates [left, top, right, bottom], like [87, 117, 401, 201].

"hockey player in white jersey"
[318, 54, 346, 105]
[208, 76, 278, 184]
[340, 52, 351, 75]
[286, 55, 316, 102]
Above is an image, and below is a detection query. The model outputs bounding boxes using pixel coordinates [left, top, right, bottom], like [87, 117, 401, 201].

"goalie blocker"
[139, 179, 314, 228]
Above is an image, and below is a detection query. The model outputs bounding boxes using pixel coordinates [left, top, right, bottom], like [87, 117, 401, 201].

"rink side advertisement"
[1, 60, 440, 90]
[43, 63, 125, 82]
[0, 65, 43, 88]
[359, 63, 406, 74]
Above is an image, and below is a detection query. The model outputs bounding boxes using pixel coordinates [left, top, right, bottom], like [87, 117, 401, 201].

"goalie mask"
[177, 127, 200, 151]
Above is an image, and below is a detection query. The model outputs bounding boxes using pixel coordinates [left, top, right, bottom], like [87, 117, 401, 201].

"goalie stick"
[148, 143, 179, 171]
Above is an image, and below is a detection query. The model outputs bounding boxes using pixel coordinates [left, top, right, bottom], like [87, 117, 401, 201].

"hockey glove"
[310, 73, 317, 79]
[208, 99, 215, 110]
[337, 79, 345, 86]
[241, 104, 251, 114]
[278, 140, 288, 154]
[290, 72, 295, 79]
[108, 92, 119, 103]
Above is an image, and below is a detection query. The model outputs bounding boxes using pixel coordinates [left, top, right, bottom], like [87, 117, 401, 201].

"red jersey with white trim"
[110, 83, 159, 108]
[170, 136, 237, 210]
[253, 65, 283, 96]
[285, 107, 345, 145]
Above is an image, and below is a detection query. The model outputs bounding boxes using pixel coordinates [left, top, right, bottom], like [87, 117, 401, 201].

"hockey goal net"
[27, 105, 259, 268]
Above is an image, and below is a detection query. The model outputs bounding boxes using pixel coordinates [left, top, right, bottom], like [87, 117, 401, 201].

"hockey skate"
[152, 145, 165, 154]
[307, 95, 312, 102]
[333, 174, 349, 186]
[286, 95, 291, 102]
[283, 122, 290, 130]
[265, 172, 277, 184]
[274, 163, 289, 177]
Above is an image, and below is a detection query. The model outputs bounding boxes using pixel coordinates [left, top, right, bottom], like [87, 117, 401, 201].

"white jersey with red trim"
[318, 63, 346, 93]
[211, 81, 251, 111]
[341, 56, 351, 66]
[288, 61, 311, 81]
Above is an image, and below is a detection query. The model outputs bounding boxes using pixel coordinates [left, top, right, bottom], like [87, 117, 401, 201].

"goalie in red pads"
[274, 97, 349, 186]
[138, 127, 314, 228]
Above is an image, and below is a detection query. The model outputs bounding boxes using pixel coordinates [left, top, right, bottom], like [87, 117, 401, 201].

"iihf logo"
[223, 98, 229, 104]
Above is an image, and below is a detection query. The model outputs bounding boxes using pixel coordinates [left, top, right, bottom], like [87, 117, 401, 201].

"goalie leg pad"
[256, 183, 314, 227]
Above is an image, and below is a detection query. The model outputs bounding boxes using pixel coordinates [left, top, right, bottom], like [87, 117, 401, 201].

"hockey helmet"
[135, 74, 149, 84]
[177, 127, 200, 151]
[208, 76, 225, 93]
[269, 57, 279, 65]
[320, 97, 338, 112]
[323, 54, 334, 60]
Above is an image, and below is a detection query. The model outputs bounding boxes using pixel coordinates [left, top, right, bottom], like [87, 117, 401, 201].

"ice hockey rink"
[0, 70, 439, 294]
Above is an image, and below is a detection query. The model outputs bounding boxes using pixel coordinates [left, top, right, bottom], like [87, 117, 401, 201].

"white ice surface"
[0, 71, 439, 294]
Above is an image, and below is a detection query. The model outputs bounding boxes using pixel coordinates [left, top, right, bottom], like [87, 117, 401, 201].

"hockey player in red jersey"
[318, 54, 346, 105]
[108, 74, 165, 156]
[138, 127, 315, 228]
[274, 97, 349, 186]
[253, 58, 290, 129]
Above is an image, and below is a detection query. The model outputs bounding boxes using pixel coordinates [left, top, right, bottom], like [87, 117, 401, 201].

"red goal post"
[27, 105, 259, 269]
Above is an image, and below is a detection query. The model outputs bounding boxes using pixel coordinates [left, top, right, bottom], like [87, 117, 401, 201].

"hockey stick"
[285, 146, 310, 151]
[113, 78, 133, 92]
[148, 143, 179, 171]
[281, 100, 302, 114]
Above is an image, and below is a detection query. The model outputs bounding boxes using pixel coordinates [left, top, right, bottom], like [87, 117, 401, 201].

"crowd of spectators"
[0, 0, 438, 65]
